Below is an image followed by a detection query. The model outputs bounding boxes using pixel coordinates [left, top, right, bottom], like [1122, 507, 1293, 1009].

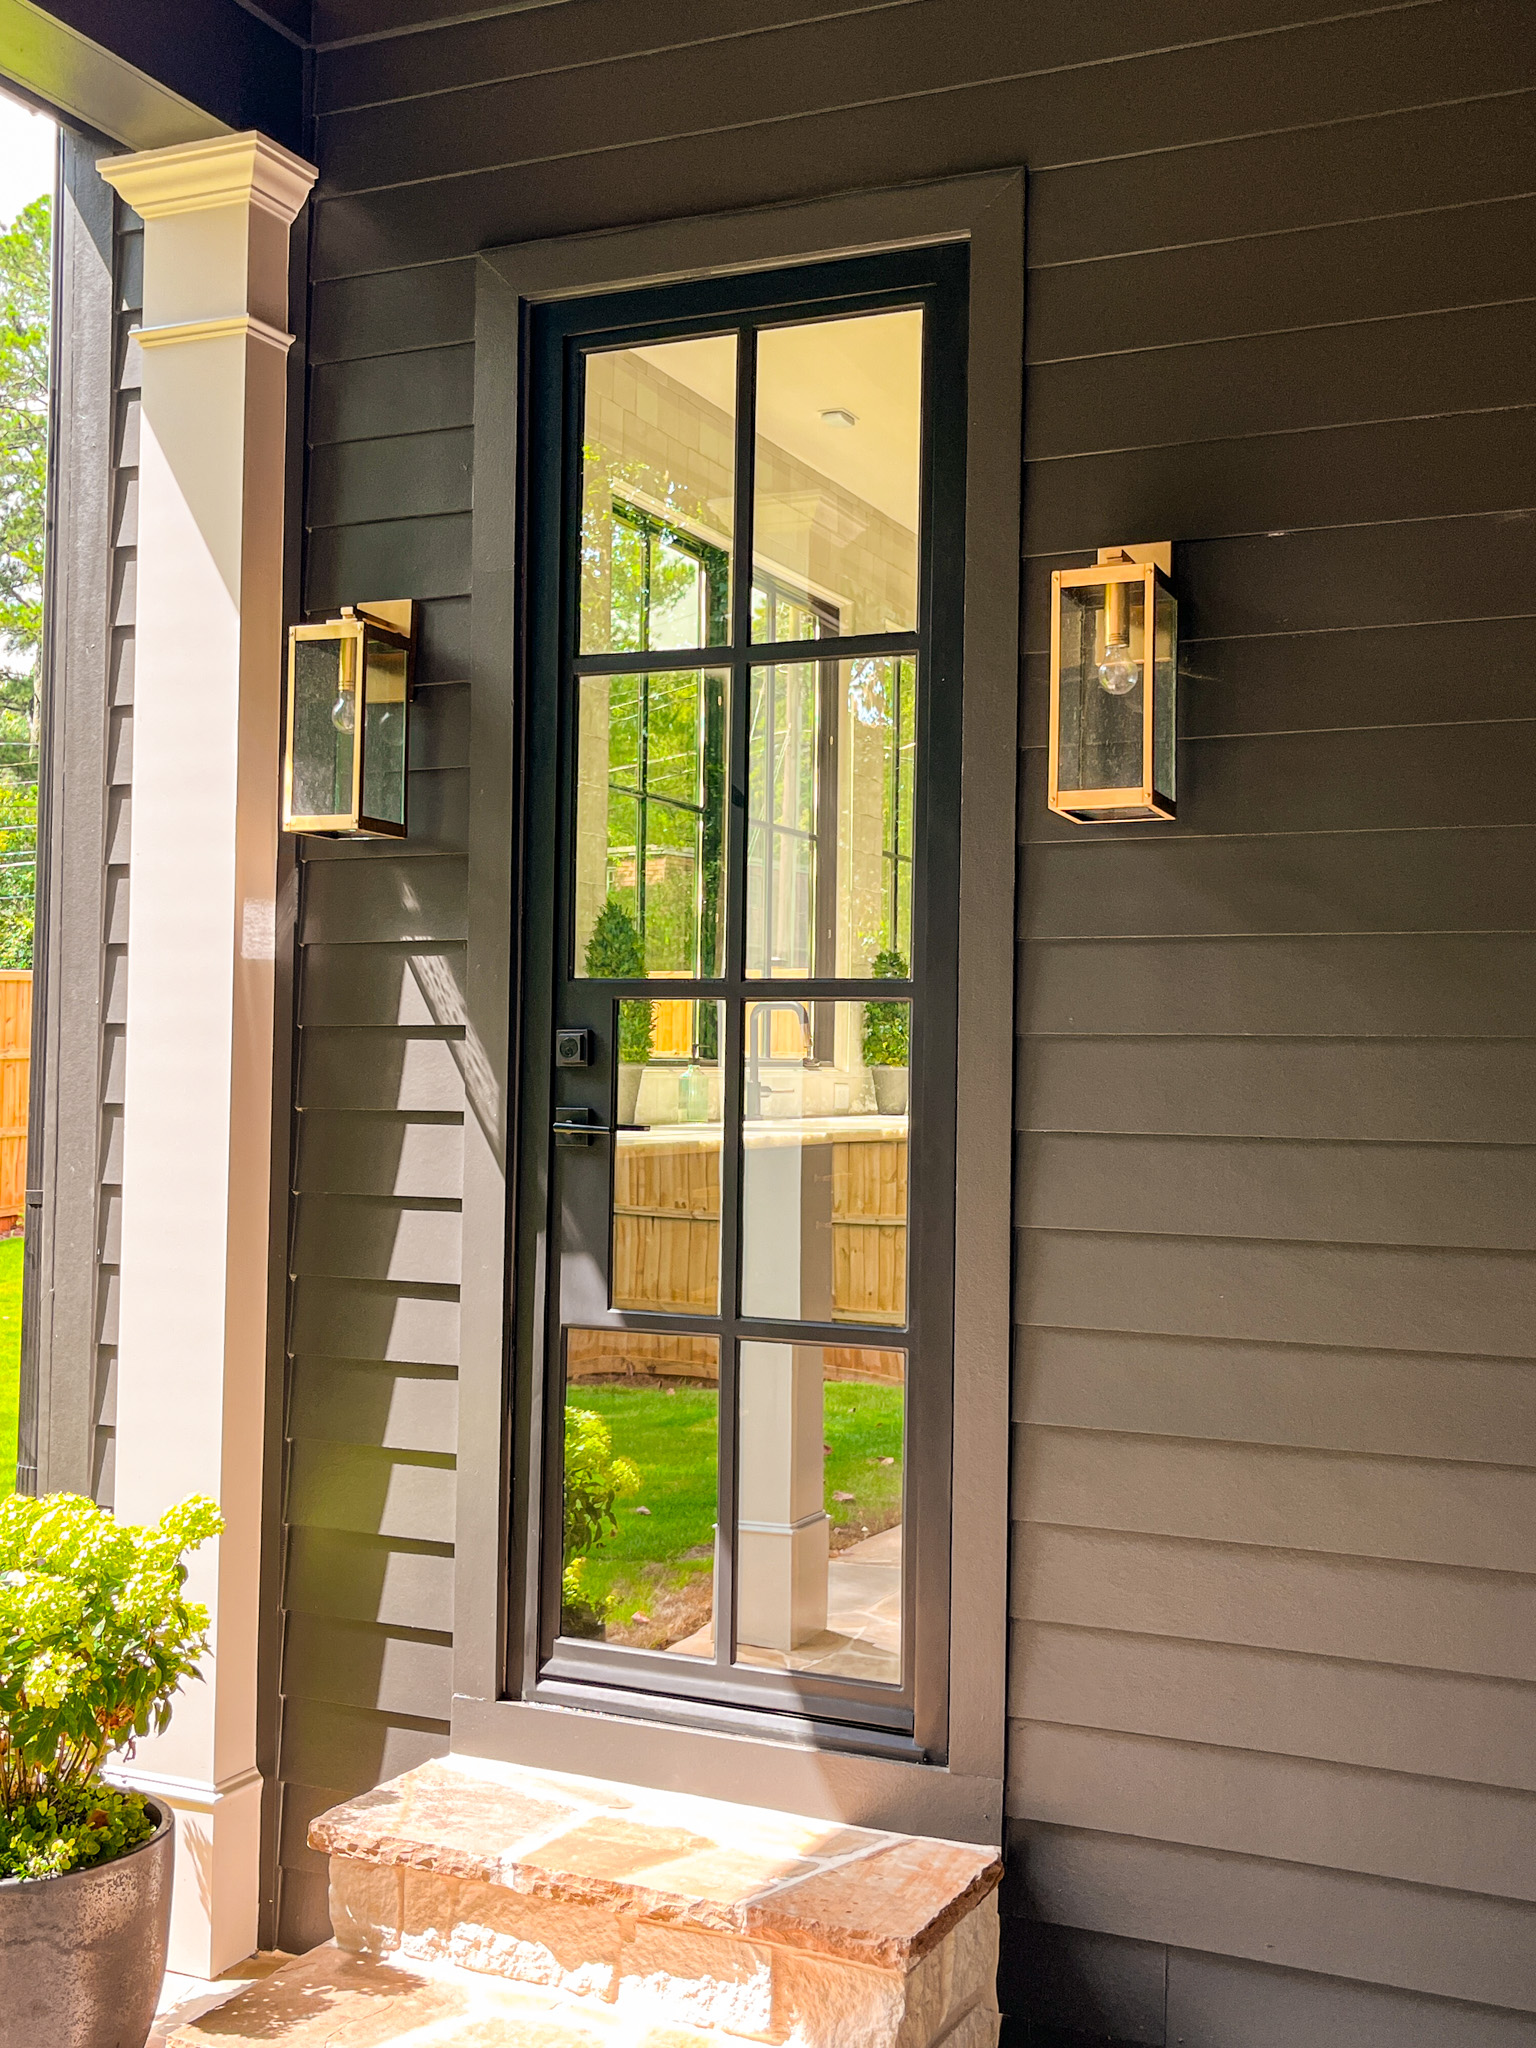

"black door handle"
[554, 1106, 610, 1146]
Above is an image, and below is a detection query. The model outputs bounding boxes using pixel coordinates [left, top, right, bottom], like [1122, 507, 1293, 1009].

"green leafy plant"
[561, 1407, 640, 1638]
[861, 948, 910, 1068]
[0, 1490, 223, 1879]
[585, 897, 653, 1062]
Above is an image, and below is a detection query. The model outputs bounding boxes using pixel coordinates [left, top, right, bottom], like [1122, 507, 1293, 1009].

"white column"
[97, 133, 316, 1979]
[737, 1342, 829, 1651]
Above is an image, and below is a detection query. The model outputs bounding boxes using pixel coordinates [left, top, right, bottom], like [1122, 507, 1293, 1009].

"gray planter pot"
[0, 1800, 174, 2048]
[617, 1062, 645, 1126]
[871, 1065, 909, 1115]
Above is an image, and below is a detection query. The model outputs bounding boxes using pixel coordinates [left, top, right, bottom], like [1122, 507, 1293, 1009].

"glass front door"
[518, 247, 966, 1740]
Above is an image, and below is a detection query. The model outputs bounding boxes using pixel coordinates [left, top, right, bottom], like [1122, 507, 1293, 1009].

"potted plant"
[585, 897, 652, 1124]
[862, 948, 910, 1115]
[0, 1489, 223, 2048]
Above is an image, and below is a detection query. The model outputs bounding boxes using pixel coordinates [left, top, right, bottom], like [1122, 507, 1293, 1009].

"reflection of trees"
[0, 196, 49, 967]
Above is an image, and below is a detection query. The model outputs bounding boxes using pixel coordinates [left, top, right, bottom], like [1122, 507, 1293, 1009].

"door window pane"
[581, 337, 736, 653]
[575, 670, 727, 977]
[562, 1330, 718, 1657]
[752, 309, 923, 642]
[740, 999, 910, 1326]
[735, 1342, 903, 1684]
[613, 1000, 724, 1315]
[746, 657, 917, 978]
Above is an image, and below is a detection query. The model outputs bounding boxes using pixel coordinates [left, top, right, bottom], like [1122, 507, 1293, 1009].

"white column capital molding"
[99, 130, 317, 224]
[135, 313, 295, 354]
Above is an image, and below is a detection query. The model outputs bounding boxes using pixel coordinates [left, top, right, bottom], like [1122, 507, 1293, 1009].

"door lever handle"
[554, 1106, 610, 1146]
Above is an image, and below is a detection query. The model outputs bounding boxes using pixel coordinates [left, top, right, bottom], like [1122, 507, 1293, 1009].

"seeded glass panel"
[740, 999, 910, 1326]
[735, 1342, 903, 1684]
[290, 635, 355, 821]
[360, 631, 408, 827]
[1153, 584, 1177, 808]
[1057, 581, 1146, 797]
[561, 1328, 718, 1658]
[580, 336, 736, 654]
[613, 1000, 724, 1316]
[746, 658, 917, 978]
[753, 309, 923, 642]
[575, 670, 727, 978]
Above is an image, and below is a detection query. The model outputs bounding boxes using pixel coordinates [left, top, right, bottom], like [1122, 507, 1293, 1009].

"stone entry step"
[186, 1756, 1003, 2048]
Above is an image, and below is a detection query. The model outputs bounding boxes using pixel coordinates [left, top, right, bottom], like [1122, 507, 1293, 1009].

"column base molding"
[109, 1763, 264, 1978]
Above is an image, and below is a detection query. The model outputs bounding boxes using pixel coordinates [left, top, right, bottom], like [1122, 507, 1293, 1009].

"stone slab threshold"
[171, 1755, 1003, 2048]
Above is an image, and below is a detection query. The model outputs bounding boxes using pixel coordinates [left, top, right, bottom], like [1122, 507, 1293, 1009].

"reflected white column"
[736, 1342, 828, 1650]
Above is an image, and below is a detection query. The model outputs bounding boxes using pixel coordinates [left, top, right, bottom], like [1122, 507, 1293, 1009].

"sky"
[0, 90, 57, 229]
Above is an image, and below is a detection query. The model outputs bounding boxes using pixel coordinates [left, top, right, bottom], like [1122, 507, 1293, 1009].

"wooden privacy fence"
[0, 971, 30, 1231]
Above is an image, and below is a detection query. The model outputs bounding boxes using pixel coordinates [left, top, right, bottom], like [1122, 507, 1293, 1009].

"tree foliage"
[0, 194, 49, 969]
[560, 1407, 640, 1637]
[861, 948, 910, 1068]
[0, 1490, 223, 1876]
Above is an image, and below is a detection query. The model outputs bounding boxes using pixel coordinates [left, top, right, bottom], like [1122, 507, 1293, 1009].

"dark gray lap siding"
[280, 7, 1536, 2038]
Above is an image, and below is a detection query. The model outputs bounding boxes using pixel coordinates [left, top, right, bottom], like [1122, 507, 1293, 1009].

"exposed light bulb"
[331, 682, 356, 733]
[1097, 645, 1140, 695]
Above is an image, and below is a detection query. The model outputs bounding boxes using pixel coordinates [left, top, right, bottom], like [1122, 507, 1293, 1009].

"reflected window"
[574, 670, 727, 978]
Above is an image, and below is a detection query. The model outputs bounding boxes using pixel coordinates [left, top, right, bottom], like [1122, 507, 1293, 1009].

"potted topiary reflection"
[585, 897, 652, 1124]
[862, 948, 910, 1115]
[0, 1490, 223, 2048]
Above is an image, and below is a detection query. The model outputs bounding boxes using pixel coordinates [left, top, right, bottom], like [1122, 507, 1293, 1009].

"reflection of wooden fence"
[0, 972, 30, 1230]
[610, 1125, 907, 1339]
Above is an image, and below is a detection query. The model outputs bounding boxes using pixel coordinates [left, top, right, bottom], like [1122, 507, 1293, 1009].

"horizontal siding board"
[290, 1193, 463, 1286]
[1011, 1622, 1536, 1790]
[1021, 403, 1536, 558]
[417, 595, 470, 685]
[1007, 1719, 1536, 1902]
[309, 258, 476, 364]
[284, 1526, 455, 1630]
[405, 679, 469, 768]
[1018, 826, 1536, 942]
[1017, 1040, 1536, 1144]
[294, 1111, 464, 1198]
[1027, 86, 1536, 268]
[1015, 1133, 1536, 1251]
[1164, 1946, 1536, 2048]
[1026, 190, 1536, 363]
[305, 510, 471, 610]
[283, 1613, 453, 1718]
[312, 1, 1533, 202]
[1010, 1819, 1536, 2012]
[284, 1438, 456, 1542]
[289, 1276, 460, 1365]
[1024, 298, 1536, 460]
[289, 1358, 458, 1453]
[299, 859, 467, 945]
[307, 426, 473, 529]
[278, 1698, 448, 1800]
[1017, 934, 1536, 1039]
[299, 945, 467, 1028]
[314, 0, 914, 97]
[1011, 1524, 1536, 1684]
[997, 1921, 1166, 2046]
[299, 767, 469, 858]
[1024, 618, 1536, 750]
[299, 1030, 467, 1112]
[1014, 1426, 1536, 1571]
[1017, 1326, 1536, 1465]
[1024, 720, 1536, 843]
[309, 344, 474, 444]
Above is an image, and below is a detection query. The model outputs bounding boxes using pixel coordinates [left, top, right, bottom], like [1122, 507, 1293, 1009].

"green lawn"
[0, 1235, 21, 1497]
[565, 1378, 903, 1646]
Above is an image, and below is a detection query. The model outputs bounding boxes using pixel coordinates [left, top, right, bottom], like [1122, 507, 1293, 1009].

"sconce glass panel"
[284, 611, 412, 838]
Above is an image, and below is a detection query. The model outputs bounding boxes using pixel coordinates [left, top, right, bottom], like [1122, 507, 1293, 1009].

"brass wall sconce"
[283, 601, 414, 837]
[1049, 545, 1177, 822]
